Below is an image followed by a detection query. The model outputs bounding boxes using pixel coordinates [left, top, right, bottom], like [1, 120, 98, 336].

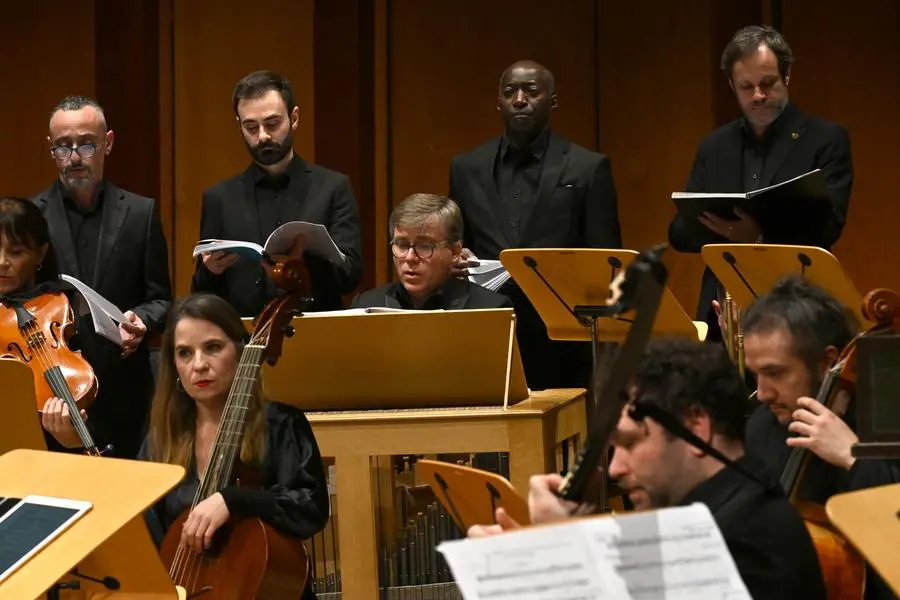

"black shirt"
[679, 455, 826, 600]
[492, 128, 549, 245]
[739, 116, 781, 193]
[252, 164, 291, 241]
[60, 181, 105, 286]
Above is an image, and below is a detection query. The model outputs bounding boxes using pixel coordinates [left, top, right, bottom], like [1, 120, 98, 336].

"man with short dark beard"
[191, 70, 362, 316]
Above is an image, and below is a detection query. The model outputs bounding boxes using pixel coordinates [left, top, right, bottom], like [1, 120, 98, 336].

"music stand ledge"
[0, 449, 185, 600]
[701, 244, 867, 324]
[826, 483, 900, 596]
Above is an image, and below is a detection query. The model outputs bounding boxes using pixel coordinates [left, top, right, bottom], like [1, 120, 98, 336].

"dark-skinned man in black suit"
[33, 95, 172, 459]
[353, 193, 511, 310]
[449, 60, 622, 391]
[192, 70, 362, 317]
[668, 26, 853, 339]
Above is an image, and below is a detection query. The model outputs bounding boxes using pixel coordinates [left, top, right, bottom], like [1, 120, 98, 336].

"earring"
[176, 378, 184, 391]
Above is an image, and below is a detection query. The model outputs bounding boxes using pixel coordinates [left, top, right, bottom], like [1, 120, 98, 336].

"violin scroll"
[861, 288, 900, 328]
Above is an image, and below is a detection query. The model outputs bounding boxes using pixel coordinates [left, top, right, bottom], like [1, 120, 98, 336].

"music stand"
[826, 483, 900, 596]
[701, 244, 867, 324]
[248, 308, 529, 410]
[0, 358, 46, 453]
[415, 460, 530, 532]
[0, 448, 185, 600]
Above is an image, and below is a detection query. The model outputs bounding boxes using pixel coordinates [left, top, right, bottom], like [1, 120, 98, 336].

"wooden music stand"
[701, 244, 866, 324]
[0, 357, 47, 453]
[0, 448, 185, 600]
[499, 248, 705, 343]
[415, 459, 530, 532]
[248, 308, 529, 410]
[826, 483, 900, 596]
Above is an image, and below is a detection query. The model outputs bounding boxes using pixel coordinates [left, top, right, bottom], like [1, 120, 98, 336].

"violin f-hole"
[48, 320, 64, 348]
[6, 341, 30, 362]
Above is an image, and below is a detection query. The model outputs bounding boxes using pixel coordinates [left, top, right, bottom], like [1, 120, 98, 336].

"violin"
[779, 288, 900, 600]
[160, 254, 314, 600]
[0, 289, 104, 455]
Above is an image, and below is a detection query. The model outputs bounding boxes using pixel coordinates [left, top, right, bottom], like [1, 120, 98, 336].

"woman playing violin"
[0, 196, 97, 450]
[139, 293, 329, 600]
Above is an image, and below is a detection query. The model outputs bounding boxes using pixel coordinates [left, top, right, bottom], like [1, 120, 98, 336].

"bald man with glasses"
[352, 193, 511, 311]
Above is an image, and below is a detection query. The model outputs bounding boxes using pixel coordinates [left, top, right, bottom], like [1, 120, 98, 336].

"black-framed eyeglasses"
[390, 239, 451, 260]
[51, 143, 97, 160]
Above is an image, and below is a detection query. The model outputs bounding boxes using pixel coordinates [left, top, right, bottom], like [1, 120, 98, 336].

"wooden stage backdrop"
[1, 0, 898, 317]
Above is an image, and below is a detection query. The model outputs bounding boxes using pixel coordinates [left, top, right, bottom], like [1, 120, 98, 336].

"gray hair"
[50, 95, 108, 130]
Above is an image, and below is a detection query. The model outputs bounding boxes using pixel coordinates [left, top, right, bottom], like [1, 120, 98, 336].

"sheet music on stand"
[438, 503, 751, 600]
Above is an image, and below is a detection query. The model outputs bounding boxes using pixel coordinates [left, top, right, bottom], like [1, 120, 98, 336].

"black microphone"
[71, 568, 120, 590]
[522, 255, 582, 322]
[797, 252, 812, 277]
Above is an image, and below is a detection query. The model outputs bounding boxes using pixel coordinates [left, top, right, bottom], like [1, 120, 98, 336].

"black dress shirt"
[61, 182, 105, 285]
[253, 165, 291, 241]
[492, 129, 549, 245]
[740, 114, 782, 193]
[679, 455, 826, 600]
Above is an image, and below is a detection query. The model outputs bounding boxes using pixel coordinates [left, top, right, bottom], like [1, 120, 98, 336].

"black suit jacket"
[33, 180, 173, 458]
[668, 103, 853, 319]
[448, 130, 622, 258]
[351, 278, 513, 310]
[192, 157, 363, 317]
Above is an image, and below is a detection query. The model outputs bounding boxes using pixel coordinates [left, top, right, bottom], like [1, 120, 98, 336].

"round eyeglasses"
[51, 143, 98, 160]
[390, 240, 451, 260]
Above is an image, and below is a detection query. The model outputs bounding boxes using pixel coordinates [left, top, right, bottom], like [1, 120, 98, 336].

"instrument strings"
[20, 314, 99, 455]
[169, 324, 269, 593]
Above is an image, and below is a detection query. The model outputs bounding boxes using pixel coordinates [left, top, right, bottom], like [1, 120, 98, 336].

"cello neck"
[779, 359, 846, 499]
[193, 341, 265, 504]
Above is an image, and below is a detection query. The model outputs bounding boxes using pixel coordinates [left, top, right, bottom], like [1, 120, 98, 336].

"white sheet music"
[467, 259, 511, 292]
[60, 275, 128, 346]
[438, 503, 751, 600]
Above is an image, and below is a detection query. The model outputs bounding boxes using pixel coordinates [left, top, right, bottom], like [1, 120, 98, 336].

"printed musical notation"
[438, 503, 751, 600]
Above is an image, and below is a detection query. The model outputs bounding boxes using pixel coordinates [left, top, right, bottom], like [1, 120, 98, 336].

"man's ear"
[820, 345, 840, 375]
[46, 136, 54, 158]
[450, 241, 463, 260]
[290, 106, 300, 129]
[104, 130, 115, 155]
[784, 66, 791, 86]
[728, 78, 735, 93]
[684, 412, 712, 458]
[550, 93, 558, 110]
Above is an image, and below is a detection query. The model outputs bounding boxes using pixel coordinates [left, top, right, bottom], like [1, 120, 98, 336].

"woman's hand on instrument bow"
[787, 396, 859, 470]
[41, 397, 86, 448]
[182, 493, 230, 552]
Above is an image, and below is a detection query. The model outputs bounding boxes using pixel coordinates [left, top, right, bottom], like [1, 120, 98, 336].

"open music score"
[438, 503, 751, 600]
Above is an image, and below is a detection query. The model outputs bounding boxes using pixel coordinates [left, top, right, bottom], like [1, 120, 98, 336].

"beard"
[246, 130, 293, 166]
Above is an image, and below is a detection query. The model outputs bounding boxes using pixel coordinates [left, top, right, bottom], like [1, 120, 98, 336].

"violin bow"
[557, 243, 669, 504]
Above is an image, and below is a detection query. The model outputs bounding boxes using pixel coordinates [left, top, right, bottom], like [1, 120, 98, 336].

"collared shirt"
[493, 128, 549, 244]
[251, 160, 293, 242]
[739, 107, 787, 192]
[678, 454, 826, 600]
[60, 180, 105, 285]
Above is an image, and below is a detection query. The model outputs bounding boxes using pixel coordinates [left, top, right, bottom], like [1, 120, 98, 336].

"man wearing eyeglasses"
[31, 95, 172, 460]
[352, 193, 511, 311]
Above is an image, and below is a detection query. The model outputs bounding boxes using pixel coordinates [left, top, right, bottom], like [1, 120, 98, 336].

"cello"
[159, 254, 314, 599]
[0, 287, 105, 455]
[779, 288, 900, 600]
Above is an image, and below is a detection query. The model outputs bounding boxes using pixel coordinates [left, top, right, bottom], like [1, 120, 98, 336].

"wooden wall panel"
[0, 3, 96, 197]
[388, 0, 599, 210]
[782, 0, 900, 297]
[596, 1, 716, 316]
[171, 0, 315, 296]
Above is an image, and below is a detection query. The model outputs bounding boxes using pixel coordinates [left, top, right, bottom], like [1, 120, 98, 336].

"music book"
[191, 221, 346, 264]
[59, 274, 128, 347]
[672, 169, 831, 242]
[467, 259, 511, 292]
[438, 503, 751, 600]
